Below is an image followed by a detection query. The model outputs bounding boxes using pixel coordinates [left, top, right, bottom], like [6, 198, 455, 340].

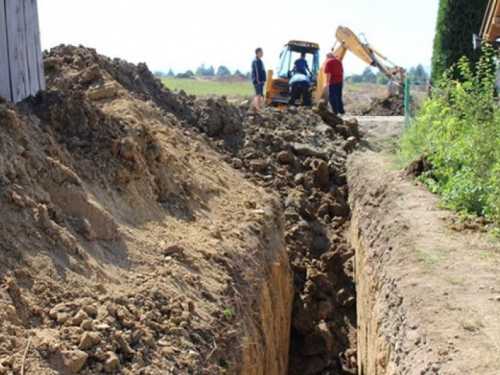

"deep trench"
[284, 176, 358, 375]
[214, 109, 360, 375]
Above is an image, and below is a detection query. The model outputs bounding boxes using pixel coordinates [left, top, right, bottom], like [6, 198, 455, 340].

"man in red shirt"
[324, 52, 345, 115]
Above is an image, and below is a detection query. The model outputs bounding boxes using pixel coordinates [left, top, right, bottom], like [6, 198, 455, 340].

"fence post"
[404, 78, 411, 130]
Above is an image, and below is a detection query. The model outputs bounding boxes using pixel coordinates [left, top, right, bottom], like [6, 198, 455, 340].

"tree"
[196, 64, 215, 77]
[234, 69, 243, 76]
[361, 67, 376, 83]
[414, 64, 428, 85]
[167, 69, 175, 77]
[217, 65, 231, 76]
[431, 0, 489, 82]
[406, 65, 430, 85]
[153, 71, 165, 78]
[376, 72, 389, 85]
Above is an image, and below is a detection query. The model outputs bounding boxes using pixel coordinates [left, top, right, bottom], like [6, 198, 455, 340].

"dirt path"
[350, 116, 500, 374]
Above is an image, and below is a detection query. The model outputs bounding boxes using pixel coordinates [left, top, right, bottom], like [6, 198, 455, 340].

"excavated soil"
[0, 45, 360, 375]
[359, 95, 405, 116]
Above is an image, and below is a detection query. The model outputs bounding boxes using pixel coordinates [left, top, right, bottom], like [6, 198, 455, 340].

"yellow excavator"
[265, 26, 405, 106]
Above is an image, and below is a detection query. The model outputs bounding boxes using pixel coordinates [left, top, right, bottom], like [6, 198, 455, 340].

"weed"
[223, 307, 235, 321]
[480, 250, 493, 260]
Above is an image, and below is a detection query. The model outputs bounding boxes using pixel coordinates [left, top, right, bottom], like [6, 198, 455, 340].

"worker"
[324, 52, 345, 115]
[251, 48, 266, 109]
[294, 53, 311, 76]
[289, 73, 312, 106]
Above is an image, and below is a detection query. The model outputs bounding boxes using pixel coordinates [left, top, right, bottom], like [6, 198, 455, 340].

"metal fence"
[0, 0, 45, 103]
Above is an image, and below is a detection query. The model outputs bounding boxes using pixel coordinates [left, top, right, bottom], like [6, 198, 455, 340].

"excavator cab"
[265, 41, 320, 106]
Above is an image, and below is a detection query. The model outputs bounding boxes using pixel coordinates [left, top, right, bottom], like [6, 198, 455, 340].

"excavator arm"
[315, 26, 404, 101]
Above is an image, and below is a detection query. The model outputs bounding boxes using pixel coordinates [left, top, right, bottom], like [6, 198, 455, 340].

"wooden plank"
[0, 0, 12, 101]
[23, 0, 38, 96]
[31, 0, 44, 90]
[6, 0, 29, 103]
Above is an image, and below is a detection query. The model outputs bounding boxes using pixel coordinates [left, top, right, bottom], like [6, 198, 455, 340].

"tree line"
[347, 65, 429, 86]
[154, 65, 250, 79]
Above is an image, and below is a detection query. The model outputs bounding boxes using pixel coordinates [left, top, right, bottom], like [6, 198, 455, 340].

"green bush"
[401, 45, 500, 223]
[431, 0, 488, 82]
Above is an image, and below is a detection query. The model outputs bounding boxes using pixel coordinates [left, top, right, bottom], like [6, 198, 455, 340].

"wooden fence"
[0, 0, 45, 103]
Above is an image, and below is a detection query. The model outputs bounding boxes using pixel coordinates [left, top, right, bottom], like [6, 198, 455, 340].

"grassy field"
[161, 77, 253, 97]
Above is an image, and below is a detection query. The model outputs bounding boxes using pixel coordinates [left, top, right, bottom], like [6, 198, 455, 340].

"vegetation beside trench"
[400, 45, 500, 230]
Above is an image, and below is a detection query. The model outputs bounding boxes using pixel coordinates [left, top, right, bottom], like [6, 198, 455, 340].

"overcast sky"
[38, 0, 439, 75]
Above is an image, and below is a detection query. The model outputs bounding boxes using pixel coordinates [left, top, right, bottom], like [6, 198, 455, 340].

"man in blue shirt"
[251, 48, 266, 109]
[294, 53, 311, 76]
[289, 73, 311, 106]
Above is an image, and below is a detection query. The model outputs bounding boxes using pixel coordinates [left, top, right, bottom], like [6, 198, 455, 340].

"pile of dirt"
[1, 45, 295, 375]
[360, 95, 405, 116]
[0, 44, 359, 375]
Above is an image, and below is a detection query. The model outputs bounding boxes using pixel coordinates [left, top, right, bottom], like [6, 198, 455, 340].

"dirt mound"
[1, 44, 359, 374]
[361, 95, 405, 116]
[1, 45, 295, 375]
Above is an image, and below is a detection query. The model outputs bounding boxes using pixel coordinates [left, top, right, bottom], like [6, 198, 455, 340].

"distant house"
[0, 0, 45, 103]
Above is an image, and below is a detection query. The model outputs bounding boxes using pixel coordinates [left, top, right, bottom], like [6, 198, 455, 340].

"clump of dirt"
[404, 154, 432, 178]
[1, 44, 360, 375]
[360, 95, 405, 116]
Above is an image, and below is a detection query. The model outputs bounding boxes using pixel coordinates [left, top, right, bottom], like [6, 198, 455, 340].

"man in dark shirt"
[324, 52, 345, 115]
[251, 48, 266, 109]
[294, 53, 311, 76]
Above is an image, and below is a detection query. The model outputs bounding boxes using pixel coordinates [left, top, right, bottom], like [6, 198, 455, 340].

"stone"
[68, 310, 89, 326]
[78, 332, 101, 350]
[87, 83, 117, 100]
[61, 350, 88, 374]
[277, 150, 295, 165]
[57, 313, 70, 325]
[78, 333, 94, 351]
[81, 319, 93, 330]
[343, 136, 357, 153]
[311, 159, 329, 187]
[82, 305, 98, 317]
[292, 143, 329, 160]
[104, 352, 120, 373]
[5, 305, 16, 318]
[232, 158, 243, 169]
[249, 160, 267, 173]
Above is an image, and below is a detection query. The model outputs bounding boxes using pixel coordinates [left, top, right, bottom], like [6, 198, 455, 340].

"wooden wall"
[0, 0, 45, 103]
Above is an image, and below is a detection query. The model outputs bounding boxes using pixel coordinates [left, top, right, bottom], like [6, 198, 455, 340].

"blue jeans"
[328, 83, 345, 115]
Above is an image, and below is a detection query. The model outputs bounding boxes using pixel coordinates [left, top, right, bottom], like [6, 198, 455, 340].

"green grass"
[161, 77, 253, 97]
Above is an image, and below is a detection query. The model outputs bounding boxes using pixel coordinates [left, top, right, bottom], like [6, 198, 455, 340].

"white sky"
[38, 0, 439, 75]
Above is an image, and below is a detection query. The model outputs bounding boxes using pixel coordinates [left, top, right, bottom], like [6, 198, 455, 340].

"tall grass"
[401, 45, 500, 224]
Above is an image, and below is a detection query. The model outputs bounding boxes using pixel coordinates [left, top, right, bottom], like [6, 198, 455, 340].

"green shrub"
[401, 45, 500, 223]
[431, 0, 489, 82]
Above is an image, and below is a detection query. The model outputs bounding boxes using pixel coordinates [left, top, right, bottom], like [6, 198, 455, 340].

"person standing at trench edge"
[324, 52, 345, 115]
[251, 48, 266, 109]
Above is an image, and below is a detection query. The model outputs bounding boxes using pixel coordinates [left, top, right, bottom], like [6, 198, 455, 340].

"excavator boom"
[333, 26, 405, 93]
